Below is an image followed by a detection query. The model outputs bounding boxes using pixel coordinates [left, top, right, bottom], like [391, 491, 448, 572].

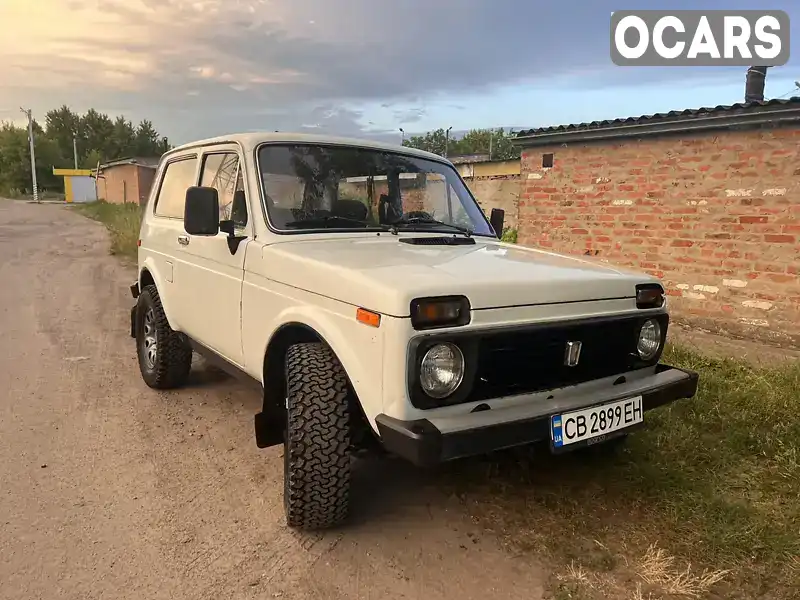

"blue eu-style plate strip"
[551, 415, 564, 447]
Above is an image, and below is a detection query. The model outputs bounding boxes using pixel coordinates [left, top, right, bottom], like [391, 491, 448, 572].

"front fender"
[138, 258, 179, 332]
[256, 304, 385, 432]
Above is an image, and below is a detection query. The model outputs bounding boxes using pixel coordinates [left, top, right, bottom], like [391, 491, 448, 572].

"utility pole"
[20, 108, 39, 203]
[489, 129, 494, 160]
[445, 126, 452, 158]
[73, 134, 78, 169]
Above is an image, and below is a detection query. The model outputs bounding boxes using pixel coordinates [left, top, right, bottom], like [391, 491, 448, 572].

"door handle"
[177, 235, 190, 246]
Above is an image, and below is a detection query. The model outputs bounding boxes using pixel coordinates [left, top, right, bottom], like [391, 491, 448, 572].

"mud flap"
[254, 408, 284, 449]
[130, 306, 137, 339]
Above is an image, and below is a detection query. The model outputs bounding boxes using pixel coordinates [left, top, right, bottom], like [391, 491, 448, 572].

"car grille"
[467, 314, 668, 402]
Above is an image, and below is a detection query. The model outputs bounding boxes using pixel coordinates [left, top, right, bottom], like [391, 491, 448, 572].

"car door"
[173, 146, 252, 366]
[145, 153, 201, 335]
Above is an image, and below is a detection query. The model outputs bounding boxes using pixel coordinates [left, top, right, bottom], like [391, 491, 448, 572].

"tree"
[111, 116, 135, 159]
[0, 106, 172, 197]
[403, 127, 521, 160]
[134, 119, 159, 156]
[45, 105, 81, 164]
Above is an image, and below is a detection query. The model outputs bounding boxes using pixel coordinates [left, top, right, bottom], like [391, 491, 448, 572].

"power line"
[769, 80, 800, 100]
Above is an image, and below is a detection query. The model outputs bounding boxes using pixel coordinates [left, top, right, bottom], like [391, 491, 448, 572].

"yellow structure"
[52, 168, 97, 203]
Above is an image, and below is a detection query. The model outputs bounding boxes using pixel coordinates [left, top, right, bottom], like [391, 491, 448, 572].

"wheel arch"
[258, 315, 380, 438]
[138, 260, 178, 331]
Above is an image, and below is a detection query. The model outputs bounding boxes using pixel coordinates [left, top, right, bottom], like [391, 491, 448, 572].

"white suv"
[129, 133, 698, 530]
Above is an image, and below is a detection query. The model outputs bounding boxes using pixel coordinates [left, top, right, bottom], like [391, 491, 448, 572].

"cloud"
[1, 0, 797, 142]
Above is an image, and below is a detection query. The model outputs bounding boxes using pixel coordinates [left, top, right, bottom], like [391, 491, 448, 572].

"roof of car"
[166, 132, 449, 163]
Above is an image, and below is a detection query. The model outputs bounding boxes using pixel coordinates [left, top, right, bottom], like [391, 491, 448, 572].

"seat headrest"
[333, 199, 368, 222]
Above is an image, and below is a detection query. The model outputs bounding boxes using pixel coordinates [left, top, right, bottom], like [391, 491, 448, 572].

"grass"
[442, 345, 800, 599]
[73, 199, 799, 597]
[501, 226, 518, 243]
[73, 201, 143, 258]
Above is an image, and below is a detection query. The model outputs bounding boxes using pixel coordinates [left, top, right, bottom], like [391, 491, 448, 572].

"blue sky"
[1, 0, 797, 144]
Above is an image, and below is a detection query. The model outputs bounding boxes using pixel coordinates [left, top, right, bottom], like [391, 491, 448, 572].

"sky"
[1, 0, 798, 145]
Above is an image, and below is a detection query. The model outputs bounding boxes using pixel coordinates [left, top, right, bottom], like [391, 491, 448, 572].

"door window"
[201, 152, 248, 229]
[154, 157, 199, 218]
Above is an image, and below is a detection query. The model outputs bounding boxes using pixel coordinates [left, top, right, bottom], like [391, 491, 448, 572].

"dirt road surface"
[0, 200, 546, 600]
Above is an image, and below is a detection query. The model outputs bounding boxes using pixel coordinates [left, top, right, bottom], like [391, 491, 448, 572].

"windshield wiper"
[389, 216, 473, 237]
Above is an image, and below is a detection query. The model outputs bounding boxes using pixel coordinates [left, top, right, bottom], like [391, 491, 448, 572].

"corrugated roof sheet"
[514, 97, 800, 138]
[99, 156, 160, 169]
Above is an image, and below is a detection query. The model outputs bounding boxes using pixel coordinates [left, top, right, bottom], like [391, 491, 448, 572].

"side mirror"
[184, 186, 219, 235]
[489, 208, 505, 239]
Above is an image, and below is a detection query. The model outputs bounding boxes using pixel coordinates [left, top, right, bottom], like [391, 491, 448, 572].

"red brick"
[516, 128, 800, 339]
[765, 234, 795, 244]
[767, 273, 795, 284]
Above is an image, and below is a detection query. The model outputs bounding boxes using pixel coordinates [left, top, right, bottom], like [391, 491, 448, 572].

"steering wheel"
[404, 210, 433, 220]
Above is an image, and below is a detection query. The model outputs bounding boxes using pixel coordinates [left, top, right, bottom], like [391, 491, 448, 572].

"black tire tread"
[284, 342, 351, 530]
[137, 284, 192, 389]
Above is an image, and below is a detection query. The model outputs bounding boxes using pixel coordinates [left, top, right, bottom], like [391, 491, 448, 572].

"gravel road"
[0, 200, 546, 600]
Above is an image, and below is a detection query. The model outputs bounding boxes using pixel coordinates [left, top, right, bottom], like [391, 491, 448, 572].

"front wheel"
[283, 342, 351, 530]
[135, 284, 192, 389]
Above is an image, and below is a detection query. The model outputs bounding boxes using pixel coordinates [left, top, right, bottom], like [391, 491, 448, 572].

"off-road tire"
[284, 342, 351, 530]
[136, 284, 192, 389]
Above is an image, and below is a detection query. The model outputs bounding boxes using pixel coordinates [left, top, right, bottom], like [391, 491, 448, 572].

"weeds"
[74, 201, 142, 258]
[501, 227, 518, 243]
[445, 344, 800, 598]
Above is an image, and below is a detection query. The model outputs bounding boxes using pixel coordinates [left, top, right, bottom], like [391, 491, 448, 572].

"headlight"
[637, 319, 662, 360]
[420, 343, 465, 398]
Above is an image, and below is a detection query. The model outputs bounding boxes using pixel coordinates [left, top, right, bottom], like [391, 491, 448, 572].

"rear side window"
[154, 157, 198, 218]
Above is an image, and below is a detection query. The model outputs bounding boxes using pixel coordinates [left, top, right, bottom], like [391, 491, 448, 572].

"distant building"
[94, 157, 160, 205]
[52, 168, 97, 203]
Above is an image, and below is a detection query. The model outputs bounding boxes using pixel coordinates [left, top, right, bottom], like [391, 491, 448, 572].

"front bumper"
[375, 364, 698, 467]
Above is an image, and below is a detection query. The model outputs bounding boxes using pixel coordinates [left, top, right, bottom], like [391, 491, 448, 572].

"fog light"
[637, 319, 661, 360]
[420, 343, 465, 398]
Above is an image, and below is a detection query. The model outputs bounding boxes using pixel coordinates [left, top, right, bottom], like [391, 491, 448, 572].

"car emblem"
[564, 341, 582, 367]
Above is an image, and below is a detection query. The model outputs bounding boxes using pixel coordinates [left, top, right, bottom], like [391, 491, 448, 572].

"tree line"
[0, 106, 171, 197]
[401, 127, 521, 161]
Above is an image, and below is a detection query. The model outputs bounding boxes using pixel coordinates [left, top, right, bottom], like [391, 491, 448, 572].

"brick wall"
[467, 175, 520, 229]
[518, 127, 800, 345]
[99, 164, 140, 205]
[136, 167, 156, 205]
[98, 165, 156, 205]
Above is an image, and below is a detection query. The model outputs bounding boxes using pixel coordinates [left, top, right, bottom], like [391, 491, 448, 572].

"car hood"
[259, 235, 658, 316]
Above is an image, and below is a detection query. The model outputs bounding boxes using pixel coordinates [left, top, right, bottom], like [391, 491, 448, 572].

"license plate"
[551, 396, 643, 449]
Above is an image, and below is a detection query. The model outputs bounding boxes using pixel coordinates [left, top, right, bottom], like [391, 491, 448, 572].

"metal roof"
[98, 156, 160, 170]
[513, 97, 800, 146]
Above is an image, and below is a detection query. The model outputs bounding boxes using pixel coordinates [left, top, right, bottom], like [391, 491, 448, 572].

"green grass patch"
[74, 201, 143, 258]
[444, 345, 800, 599]
[501, 227, 518, 243]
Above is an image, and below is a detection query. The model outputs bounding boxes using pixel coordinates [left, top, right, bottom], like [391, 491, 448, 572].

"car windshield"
[257, 143, 494, 236]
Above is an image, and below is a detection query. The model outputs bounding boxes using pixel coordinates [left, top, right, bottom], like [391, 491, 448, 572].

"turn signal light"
[410, 296, 471, 330]
[356, 307, 381, 328]
[636, 284, 665, 309]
